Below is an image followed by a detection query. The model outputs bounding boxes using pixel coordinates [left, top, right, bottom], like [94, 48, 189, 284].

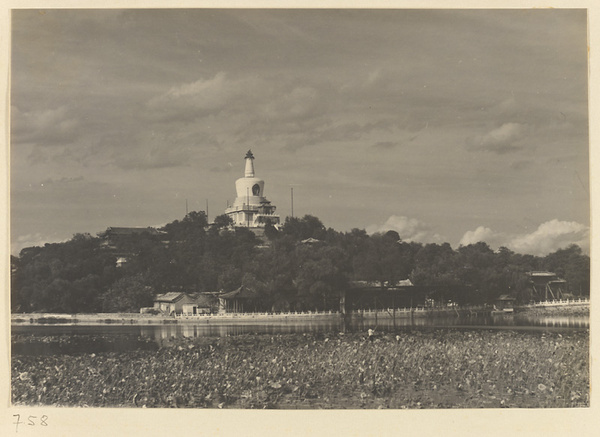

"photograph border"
[1, 1, 597, 436]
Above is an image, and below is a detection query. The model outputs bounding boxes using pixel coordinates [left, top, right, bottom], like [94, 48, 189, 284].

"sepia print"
[7, 6, 590, 428]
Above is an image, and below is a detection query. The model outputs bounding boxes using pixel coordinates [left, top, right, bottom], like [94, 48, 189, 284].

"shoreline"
[11, 303, 589, 326]
[11, 311, 342, 326]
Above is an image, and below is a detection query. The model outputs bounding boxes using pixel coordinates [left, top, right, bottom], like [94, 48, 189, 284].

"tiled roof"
[301, 237, 321, 244]
[220, 286, 259, 299]
[154, 292, 185, 302]
[154, 292, 218, 305]
[496, 294, 515, 301]
[193, 293, 218, 306]
[527, 271, 557, 277]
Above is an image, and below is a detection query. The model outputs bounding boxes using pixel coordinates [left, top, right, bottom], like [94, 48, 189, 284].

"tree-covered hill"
[10, 212, 590, 313]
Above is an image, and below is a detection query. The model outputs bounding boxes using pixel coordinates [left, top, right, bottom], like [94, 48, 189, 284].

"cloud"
[162, 72, 230, 101]
[459, 226, 501, 247]
[507, 219, 589, 256]
[367, 215, 445, 244]
[145, 73, 338, 154]
[148, 73, 329, 126]
[39, 176, 84, 186]
[466, 122, 530, 154]
[459, 219, 589, 256]
[11, 232, 65, 255]
[11, 105, 81, 146]
[110, 134, 200, 170]
[147, 72, 235, 120]
[210, 162, 235, 173]
[263, 85, 323, 121]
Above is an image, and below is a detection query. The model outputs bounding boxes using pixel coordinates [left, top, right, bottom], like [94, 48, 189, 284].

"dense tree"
[353, 233, 410, 287]
[101, 274, 154, 313]
[281, 215, 327, 241]
[543, 245, 590, 297]
[212, 214, 234, 230]
[294, 244, 349, 311]
[263, 221, 280, 241]
[10, 212, 590, 313]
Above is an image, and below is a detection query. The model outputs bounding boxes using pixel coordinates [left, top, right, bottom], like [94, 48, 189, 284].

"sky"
[9, 8, 590, 256]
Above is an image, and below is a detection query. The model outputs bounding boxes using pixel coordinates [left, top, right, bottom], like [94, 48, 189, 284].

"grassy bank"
[12, 330, 588, 409]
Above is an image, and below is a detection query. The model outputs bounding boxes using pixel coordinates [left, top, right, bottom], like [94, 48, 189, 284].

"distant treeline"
[11, 212, 590, 314]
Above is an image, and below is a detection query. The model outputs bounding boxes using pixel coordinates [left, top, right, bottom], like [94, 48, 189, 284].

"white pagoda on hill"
[224, 150, 280, 229]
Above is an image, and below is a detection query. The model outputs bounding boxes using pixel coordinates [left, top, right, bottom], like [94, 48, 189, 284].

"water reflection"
[139, 320, 345, 341]
[347, 314, 589, 331]
[513, 314, 589, 328]
[12, 313, 589, 355]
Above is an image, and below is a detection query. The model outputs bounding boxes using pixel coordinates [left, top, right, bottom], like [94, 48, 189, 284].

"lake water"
[11, 312, 589, 355]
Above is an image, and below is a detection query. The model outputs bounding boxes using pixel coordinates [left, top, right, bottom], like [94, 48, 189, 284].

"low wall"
[11, 298, 590, 326]
[518, 298, 590, 308]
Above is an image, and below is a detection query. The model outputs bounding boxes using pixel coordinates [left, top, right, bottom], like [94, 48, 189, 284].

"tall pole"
[206, 199, 209, 223]
[393, 294, 396, 329]
[374, 294, 377, 325]
[291, 187, 294, 218]
[185, 199, 188, 216]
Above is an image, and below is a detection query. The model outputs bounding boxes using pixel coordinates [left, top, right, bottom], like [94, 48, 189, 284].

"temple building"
[224, 150, 280, 229]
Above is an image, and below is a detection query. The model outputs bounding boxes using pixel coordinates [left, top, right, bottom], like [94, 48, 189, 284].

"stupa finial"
[244, 150, 255, 178]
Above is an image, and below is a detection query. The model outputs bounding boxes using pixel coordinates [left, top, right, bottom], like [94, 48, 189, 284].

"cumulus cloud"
[507, 219, 589, 256]
[460, 219, 589, 256]
[367, 215, 445, 244]
[466, 122, 530, 154]
[459, 226, 502, 247]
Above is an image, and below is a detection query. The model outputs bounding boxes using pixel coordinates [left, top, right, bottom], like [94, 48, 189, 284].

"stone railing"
[175, 310, 339, 318]
[526, 298, 590, 307]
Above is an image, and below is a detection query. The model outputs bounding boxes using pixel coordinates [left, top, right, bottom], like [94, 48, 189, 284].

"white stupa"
[224, 150, 280, 228]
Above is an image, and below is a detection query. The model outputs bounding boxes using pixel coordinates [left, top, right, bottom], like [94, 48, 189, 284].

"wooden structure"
[526, 271, 567, 301]
[493, 295, 515, 313]
[218, 286, 262, 313]
[101, 226, 163, 247]
[154, 292, 217, 315]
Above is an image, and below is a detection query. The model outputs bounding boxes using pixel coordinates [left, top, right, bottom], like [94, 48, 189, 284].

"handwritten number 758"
[13, 414, 48, 432]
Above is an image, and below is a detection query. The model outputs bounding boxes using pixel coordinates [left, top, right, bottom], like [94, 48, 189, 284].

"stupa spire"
[244, 149, 255, 178]
[225, 149, 280, 229]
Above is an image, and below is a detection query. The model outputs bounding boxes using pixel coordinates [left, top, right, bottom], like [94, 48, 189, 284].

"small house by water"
[493, 295, 515, 313]
[153, 292, 217, 315]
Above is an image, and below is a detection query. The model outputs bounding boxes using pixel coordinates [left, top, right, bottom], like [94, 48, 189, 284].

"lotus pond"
[11, 329, 588, 409]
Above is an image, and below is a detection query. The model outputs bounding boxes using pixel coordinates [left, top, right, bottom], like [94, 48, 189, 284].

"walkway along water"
[11, 298, 589, 326]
